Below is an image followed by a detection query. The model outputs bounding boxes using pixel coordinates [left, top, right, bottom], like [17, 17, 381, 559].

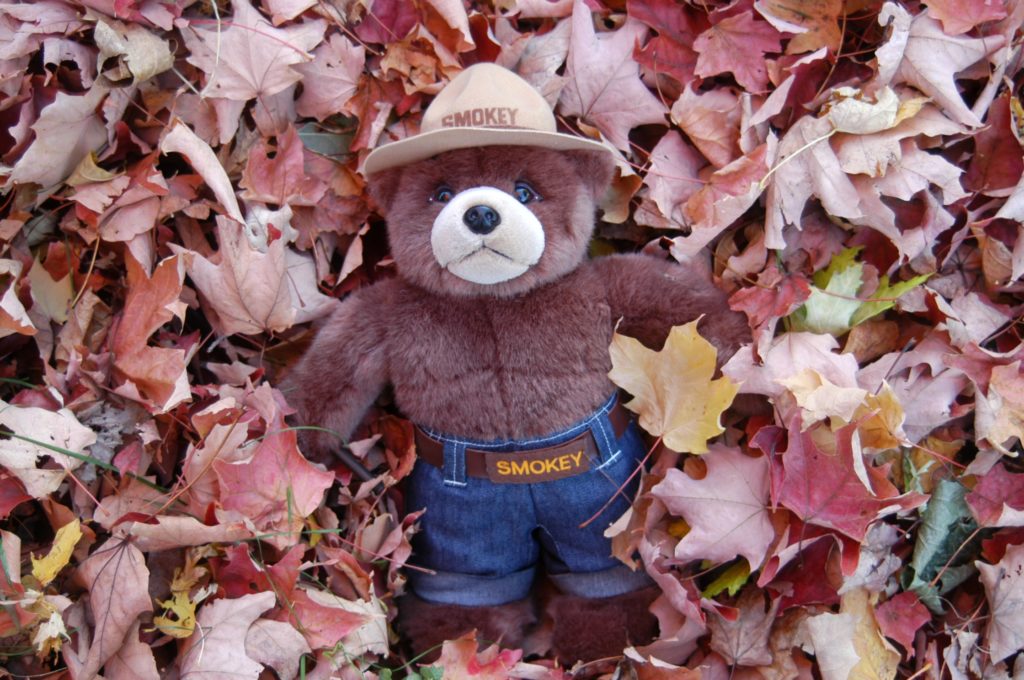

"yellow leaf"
[153, 590, 198, 639]
[608, 321, 739, 454]
[778, 368, 867, 425]
[854, 383, 908, 451]
[31, 519, 82, 587]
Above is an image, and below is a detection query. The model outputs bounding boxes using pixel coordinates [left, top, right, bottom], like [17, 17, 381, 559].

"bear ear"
[365, 167, 403, 216]
[563, 149, 616, 201]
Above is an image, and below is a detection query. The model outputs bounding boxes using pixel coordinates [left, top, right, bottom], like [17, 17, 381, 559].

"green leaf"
[901, 478, 978, 613]
[850, 273, 931, 326]
[790, 254, 863, 335]
[703, 559, 751, 598]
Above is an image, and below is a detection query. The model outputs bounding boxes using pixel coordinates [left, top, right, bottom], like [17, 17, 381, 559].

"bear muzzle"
[431, 186, 546, 285]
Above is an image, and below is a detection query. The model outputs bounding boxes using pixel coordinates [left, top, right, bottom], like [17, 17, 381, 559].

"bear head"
[368, 145, 614, 298]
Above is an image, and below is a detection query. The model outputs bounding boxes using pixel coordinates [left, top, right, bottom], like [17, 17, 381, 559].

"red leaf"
[875, 591, 931, 657]
[771, 419, 926, 541]
[966, 462, 1024, 528]
[693, 7, 782, 93]
[729, 268, 811, 330]
[0, 472, 31, 519]
[240, 126, 327, 206]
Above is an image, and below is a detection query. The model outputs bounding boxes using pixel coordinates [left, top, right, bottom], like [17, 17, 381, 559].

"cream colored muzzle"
[431, 187, 545, 285]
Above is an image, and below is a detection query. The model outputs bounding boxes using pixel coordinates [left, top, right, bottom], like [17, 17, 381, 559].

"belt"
[414, 398, 631, 484]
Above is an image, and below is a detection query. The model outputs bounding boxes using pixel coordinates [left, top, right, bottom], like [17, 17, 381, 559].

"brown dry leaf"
[755, 0, 843, 54]
[609, 321, 739, 454]
[803, 588, 900, 680]
[94, 19, 173, 84]
[244, 619, 312, 680]
[707, 589, 779, 666]
[0, 401, 91, 499]
[175, 216, 338, 336]
[178, 592, 276, 677]
[0, 259, 36, 338]
[75, 538, 154, 679]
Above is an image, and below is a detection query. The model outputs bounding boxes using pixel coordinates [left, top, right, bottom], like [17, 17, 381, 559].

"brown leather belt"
[414, 398, 631, 484]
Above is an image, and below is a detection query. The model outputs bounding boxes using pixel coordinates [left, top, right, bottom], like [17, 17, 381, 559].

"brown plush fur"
[549, 587, 660, 663]
[284, 145, 750, 661]
[396, 593, 536, 662]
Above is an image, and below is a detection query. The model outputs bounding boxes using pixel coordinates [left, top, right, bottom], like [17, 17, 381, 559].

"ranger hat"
[363, 62, 609, 175]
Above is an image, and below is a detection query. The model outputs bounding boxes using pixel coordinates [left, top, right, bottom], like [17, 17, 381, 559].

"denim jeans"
[406, 394, 652, 606]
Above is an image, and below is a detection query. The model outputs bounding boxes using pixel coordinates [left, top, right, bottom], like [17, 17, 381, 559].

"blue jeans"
[406, 394, 652, 606]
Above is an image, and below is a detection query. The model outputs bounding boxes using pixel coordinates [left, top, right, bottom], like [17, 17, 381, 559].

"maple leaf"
[769, 418, 926, 541]
[723, 331, 860, 400]
[764, 114, 861, 249]
[110, 254, 191, 413]
[160, 120, 244, 223]
[628, 0, 706, 90]
[966, 461, 1024, 528]
[804, 588, 901, 680]
[436, 632, 524, 679]
[976, 543, 1024, 663]
[778, 369, 869, 424]
[755, 0, 843, 54]
[651, 444, 774, 568]
[244, 619, 312, 679]
[0, 259, 36, 338]
[181, 0, 326, 101]
[922, 0, 1008, 35]
[239, 125, 326, 206]
[672, 143, 769, 258]
[0, 400, 92, 499]
[693, 7, 782, 93]
[30, 518, 82, 587]
[294, 33, 366, 121]
[637, 130, 704, 229]
[73, 538, 153, 679]
[559, 0, 668, 151]
[874, 591, 931, 658]
[215, 410, 334, 546]
[609, 321, 739, 454]
[178, 592, 276, 677]
[175, 216, 338, 336]
[706, 588, 778, 666]
[6, 84, 108, 190]
[671, 86, 741, 169]
[102, 620, 160, 680]
[872, 2, 1004, 127]
[974, 361, 1024, 456]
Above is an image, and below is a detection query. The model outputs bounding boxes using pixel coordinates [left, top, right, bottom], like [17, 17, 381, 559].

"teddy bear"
[284, 63, 750, 663]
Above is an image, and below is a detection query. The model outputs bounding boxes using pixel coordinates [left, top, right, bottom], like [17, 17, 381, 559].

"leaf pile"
[1, 0, 1023, 678]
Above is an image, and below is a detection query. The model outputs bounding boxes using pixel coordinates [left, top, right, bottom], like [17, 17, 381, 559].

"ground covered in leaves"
[1, 0, 1023, 678]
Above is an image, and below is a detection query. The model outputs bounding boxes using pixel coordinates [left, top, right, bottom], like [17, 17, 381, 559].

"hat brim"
[362, 127, 611, 176]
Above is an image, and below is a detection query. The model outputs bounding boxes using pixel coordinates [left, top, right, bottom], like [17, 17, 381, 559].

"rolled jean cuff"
[549, 564, 653, 598]
[409, 566, 535, 606]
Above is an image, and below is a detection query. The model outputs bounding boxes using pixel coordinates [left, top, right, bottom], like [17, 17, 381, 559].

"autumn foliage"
[1, 0, 1023, 678]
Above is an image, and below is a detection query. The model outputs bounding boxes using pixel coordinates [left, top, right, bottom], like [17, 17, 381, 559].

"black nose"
[463, 205, 501, 235]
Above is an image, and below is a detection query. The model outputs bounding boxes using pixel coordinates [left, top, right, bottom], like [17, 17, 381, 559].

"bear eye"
[513, 181, 541, 204]
[429, 186, 454, 204]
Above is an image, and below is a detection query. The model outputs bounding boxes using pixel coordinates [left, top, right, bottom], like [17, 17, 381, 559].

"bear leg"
[549, 586, 659, 664]
[397, 592, 536, 662]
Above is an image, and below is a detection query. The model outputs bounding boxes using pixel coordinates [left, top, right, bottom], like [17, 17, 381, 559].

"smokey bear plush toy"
[286, 63, 749, 662]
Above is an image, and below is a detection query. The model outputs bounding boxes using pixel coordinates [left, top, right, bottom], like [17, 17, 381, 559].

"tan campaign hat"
[362, 62, 609, 175]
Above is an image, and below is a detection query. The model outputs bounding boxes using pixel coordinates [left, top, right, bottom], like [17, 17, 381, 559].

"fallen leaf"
[976, 542, 1024, 663]
[7, 84, 108, 189]
[803, 588, 900, 680]
[160, 120, 244, 223]
[75, 538, 153, 678]
[874, 591, 931, 658]
[873, 2, 1004, 127]
[94, 19, 173, 84]
[755, 0, 843, 54]
[245, 619, 312, 680]
[175, 216, 338, 336]
[770, 419, 926, 541]
[922, 0, 1008, 34]
[181, 0, 325, 101]
[178, 591, 276, 677]
[671, 86, 741, 168]
[966, 461, 1024, 528]
[436, 631, 524, 679]
[0, 259, 36, 338]
[707, 588, 778, 666]
[31, 518, 82, 587]
[609, 321, 739, 454]
[693, 7, 782, 92]
[102, 620, 160, 680]
[560, 0, 668, 151]
[779, 368, 869, 424]
[652, 444, 773, 568]
[294, 33, 366, 121]
[0, 400, 92, 499]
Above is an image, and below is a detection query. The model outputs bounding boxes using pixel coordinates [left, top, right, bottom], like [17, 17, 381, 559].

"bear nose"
[463, 205, 501, 235]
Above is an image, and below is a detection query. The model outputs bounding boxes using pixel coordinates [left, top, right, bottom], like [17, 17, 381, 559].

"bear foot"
[396, 592, 536, 662]
[549, 586, 659, 664]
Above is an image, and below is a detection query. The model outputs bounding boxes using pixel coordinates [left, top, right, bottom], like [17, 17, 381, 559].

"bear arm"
[594, 253, 750, 362]
[281, 284, 391, 461]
